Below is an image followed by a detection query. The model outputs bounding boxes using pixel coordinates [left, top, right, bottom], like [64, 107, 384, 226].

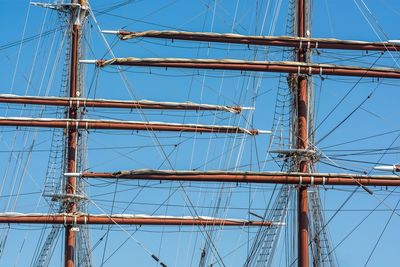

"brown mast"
[65, 1, 87, 266]
[296, 0, 309, 266]
[5, 1, 400, 266]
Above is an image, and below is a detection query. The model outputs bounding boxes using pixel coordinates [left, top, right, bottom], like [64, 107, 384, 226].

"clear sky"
[1, 0, 400, 266]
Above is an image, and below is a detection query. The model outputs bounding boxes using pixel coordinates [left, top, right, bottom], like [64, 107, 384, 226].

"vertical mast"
[65, 1, 87, 267]
[296, 0, 309, 266]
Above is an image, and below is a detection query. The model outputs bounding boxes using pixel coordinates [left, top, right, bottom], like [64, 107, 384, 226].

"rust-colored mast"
[5, 2, 400, 265]
[65, 1, 87, 266]
[296, 0, 309, 266]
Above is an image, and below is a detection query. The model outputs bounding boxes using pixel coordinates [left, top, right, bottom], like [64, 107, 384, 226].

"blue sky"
[1, 0, 400, 266]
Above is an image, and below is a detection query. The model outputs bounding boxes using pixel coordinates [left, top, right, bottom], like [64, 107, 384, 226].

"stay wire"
[310, 53, 383, 140]
[99, 179, 119, 267]
[92, 186, 181, 266]
[367, 134, 400, 175]
[88, 198, 169, 267]
[0, 1, 137, 52]
[363, 198, 400, 266]
[288, 186, 359, 267]
[321, 129, 400, 150]
[322, 186, 399, 262]
[316, 81, 380, 145]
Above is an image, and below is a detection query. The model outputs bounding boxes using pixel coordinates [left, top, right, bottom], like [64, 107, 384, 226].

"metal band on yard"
[87, 58, 400, 79]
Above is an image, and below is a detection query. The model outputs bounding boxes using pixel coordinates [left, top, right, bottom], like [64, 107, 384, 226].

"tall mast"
[65, 1, 87, 267]
[296, 0, 309, 266]
[4, 1, 400, 265]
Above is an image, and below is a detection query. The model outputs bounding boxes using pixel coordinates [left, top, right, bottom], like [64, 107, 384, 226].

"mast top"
[30, 1, 88, 11]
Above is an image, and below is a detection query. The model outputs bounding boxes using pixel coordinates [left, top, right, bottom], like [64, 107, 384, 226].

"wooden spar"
[297, 0, 309, 266]
[90, 58, 400, 79]
[0, 94, 244, 113]
[111, 30, 400, 52]
[65, 20, 78, 267]
[65, 1, 86, 266]
[0, 117, 264, 135]
[9, 2, 400, 266]
[0, 214, 274, 226]
[80, 170, 400, 186]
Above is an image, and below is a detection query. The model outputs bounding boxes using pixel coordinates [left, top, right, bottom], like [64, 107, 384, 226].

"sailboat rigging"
[1, 0, 400, 266]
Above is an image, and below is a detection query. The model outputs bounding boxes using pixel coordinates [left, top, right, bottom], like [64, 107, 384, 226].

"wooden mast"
[4, 1, 400, 266]
[65, 1, 87, 266]
[296, 0, 309, 266]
